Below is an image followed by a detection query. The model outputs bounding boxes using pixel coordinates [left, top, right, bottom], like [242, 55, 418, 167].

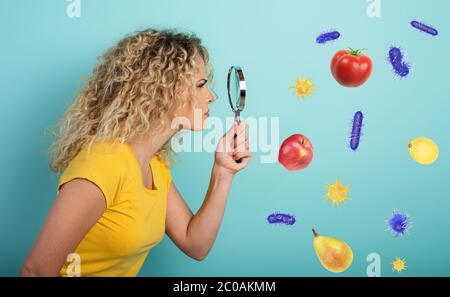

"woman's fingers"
[231, 121, 251, 168]
[217, 122, 238, 153]
[233, 152, 252, 168]
[237, 121, 246, 132]
[233, 151, 252, 161]
[233, 139, 250, 163]
[234, 137, 249, 154]
[220, 120, 250, 160]
[234, 123, 248, 149]
[234, 133, 248, 148]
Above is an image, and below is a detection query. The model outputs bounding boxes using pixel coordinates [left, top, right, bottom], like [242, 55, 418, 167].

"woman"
[20, 29, 251, 276]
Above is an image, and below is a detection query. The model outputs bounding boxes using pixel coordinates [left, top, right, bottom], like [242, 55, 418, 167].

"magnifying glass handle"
[233, 134, 242, 163]
[234, 114, 242, 164]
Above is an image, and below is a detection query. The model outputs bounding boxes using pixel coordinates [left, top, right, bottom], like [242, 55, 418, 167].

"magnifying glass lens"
[227, 66, 246, 114]
[229, 70, 240, 108]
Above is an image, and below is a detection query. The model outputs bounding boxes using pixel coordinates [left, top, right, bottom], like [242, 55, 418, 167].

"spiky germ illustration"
[388, 46, 410, 78]
[391, 257, 407, 273]
[290, 75, 316, 100]
[387, 211, 411, 236]
[324, 178, 351, 207]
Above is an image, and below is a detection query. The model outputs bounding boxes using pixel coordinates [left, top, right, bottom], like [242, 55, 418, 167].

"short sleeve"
[57, 144, 126, 208]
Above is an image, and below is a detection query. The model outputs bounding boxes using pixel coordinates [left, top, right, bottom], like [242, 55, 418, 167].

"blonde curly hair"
[49, 28, 212, 173]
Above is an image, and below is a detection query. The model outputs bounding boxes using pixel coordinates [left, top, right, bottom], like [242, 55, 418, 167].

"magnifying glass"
[227, 66, 246, 163]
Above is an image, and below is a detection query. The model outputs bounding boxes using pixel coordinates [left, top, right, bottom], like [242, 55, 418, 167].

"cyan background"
[1, 0, 449, 276]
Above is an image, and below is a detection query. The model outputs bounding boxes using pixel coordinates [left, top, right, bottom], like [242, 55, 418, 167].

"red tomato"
[330, 48, 373, 87]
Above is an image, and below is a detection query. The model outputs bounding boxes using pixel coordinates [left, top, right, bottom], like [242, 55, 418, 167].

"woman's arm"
[165, 121, 251, 260]
[165, 168, 233, 260]
[20, 179, 107, 276]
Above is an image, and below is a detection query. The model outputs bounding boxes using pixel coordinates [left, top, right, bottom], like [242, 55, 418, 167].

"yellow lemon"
[408, 137, 439, 165]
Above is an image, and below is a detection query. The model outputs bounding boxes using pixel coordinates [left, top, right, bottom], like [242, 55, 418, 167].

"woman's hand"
[214, 121, 252, 178]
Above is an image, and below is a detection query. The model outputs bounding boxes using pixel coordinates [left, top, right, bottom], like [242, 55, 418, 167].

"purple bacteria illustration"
[267, 212, 296, 226]
[316, 30, 340, 44]
[388, 46, 410, 78]
[410, 20, 438, 36]
[350, 111, 363, 151]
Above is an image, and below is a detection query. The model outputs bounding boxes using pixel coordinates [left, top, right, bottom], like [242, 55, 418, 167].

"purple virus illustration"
[388, 46, 410, 78]
[386, 211, 412, 236]
[267, 212, 296, 226]
[316, 30, 340, 44]
[410, 20, 438, 36]
[350, 111, 363, 151]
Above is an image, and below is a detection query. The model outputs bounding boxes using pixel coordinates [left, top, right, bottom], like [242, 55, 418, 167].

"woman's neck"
[128, 126, 179, 171]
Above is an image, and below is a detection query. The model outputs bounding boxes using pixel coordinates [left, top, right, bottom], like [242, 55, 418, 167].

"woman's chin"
[198, 124, 207, 131]
[189, 123, 207, 131]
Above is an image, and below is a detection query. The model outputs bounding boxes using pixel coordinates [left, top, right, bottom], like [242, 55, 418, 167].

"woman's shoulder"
[57, 141, 132, 206]
[79, 140, 127, 154]
[60, 141, 132, 185]
[64, 141, 132, 180]
[75, 141, 130, 164]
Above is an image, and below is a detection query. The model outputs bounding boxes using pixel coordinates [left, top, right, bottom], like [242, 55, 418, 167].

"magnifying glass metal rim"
[227, 66, 246, 119]
[227, 66, 246, 163]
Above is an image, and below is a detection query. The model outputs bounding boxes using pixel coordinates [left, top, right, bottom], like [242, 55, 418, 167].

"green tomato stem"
[348, 47, 368, 56]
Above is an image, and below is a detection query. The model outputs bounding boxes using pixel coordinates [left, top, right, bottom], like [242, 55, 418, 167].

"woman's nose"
[209, 89, 218, 102]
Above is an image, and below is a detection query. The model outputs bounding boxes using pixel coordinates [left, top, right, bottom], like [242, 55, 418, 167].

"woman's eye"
[197, 80, 208, 88]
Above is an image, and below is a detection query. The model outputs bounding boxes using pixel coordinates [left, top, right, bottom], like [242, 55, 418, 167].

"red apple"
[278, 134, 314, 171]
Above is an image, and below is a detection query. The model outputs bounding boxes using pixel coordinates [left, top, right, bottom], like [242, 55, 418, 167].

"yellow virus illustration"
[290, 75, 316, 100]
[391, 257, 407, 273]
[324, 178, 351, 207]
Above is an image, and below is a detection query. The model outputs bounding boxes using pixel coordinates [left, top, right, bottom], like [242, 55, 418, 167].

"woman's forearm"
[185, 164, 234, 259]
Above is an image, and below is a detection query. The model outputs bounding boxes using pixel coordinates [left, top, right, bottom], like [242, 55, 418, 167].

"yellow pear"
[408, 137, 439, 165]
[312, 229, 353, 273]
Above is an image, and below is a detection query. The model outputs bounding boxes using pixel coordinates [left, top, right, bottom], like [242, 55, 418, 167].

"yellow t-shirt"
[56, 141, 172, 276]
